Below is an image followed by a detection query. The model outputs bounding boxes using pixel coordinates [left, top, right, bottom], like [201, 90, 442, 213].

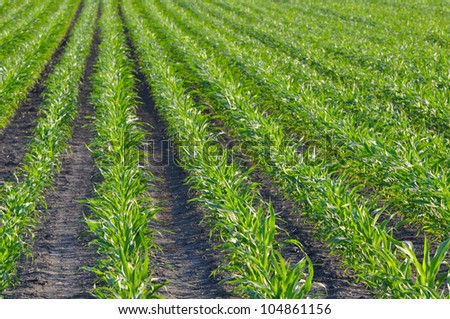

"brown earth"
[5, 102, 97, 298]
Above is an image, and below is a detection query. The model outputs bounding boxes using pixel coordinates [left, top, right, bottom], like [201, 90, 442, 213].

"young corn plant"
[85, 0, 162, 299]
[395, 238, 450, 298]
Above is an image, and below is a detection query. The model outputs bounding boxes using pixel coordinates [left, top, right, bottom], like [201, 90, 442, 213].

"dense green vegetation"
[0, 0, 81, 129]
[128, 0, 449, 298]
[123, 0, 313, 298]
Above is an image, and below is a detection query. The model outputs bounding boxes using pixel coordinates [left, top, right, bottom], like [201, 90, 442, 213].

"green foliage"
[1, 0, 447, 300]
[128, 0, 449, 298]
[160, 0, 450, 240]
[0, 0, 81, 130]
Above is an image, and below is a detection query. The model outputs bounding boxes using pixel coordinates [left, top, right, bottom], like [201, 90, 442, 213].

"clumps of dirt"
[6, 102, 97, 298]
[133, 66, 231, 299]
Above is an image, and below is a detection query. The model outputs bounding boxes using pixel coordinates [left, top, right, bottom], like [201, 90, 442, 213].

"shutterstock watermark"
[136, 133, 339, 168]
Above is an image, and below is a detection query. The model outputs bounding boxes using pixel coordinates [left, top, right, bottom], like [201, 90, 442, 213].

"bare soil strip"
[4, 24, 100, 299]
[249, 168, 373, 298]
[0, 0, 84, 184]
[133, 68, 231, 299]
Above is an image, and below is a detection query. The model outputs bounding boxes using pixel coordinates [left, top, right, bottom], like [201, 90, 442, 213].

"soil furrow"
[4, 23, 100, 299]
[119, 3, 229, 298]
[249, 168, 373, 298]
[206, 111, 373, 298]
[133, 68, 230, 299]
[8, 103, 97, 298]
[0, 0, 84, 184]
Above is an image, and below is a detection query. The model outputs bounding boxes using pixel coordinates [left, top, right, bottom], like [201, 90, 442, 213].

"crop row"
[133, 0, 449, 298]
[0, 0, 80, 130]
[0, 0, 97, 293]
[197, 0, 449, 139]
[84, 0, 161, 299]
[0, 0, 31, 21]
[0, 0, 52, 49]
[0, 0, 44, 38]
[200, 0, 449, 143]
[122, 0, 314, 298]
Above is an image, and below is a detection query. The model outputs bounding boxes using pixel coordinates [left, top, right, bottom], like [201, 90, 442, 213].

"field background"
[0, 0, 449, 299]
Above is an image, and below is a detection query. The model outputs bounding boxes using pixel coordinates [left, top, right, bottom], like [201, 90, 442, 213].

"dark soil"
[3, 17, 100, 299]
[6, 106, 97, 298]
[250, 169, 373, 298]
[0, 98, 38, 184]
[133, 67, 231, 299]
[134, 83, 372, 298]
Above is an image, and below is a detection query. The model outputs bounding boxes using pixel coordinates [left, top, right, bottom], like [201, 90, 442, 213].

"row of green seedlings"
[220, 0, 450, 238]
[154, 0, 450, 240]
[194, 0, 449, 136]
[220, 0, 450, 136]
[122, 0, 314, 299]
[0, 0, 52, 48]
[0, 0, 80, 130]
[216, 0, 447, 75]
[205, 0, 450, 140]
[0, 0, 98, 294]
[84, 0, 161, 299]
[155, 0, 450, 298]
[266, 0, 450, 35]
[0, 0, 48, 41]
[134, 0, 450, 298]
[160, 0, 450, 238]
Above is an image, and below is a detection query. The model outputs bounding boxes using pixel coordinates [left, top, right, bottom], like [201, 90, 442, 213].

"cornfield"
[0, 0, 448, 299]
